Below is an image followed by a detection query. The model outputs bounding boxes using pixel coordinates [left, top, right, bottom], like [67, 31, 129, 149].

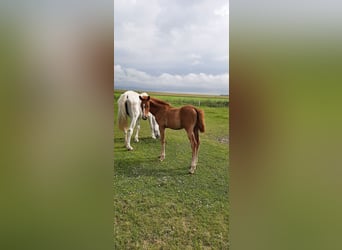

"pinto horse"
[139, 96, 205, 174]
[117, 91, 160, 150]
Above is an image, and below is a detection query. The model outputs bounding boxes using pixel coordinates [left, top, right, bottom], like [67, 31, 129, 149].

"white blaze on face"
[140, 92, 148, 119]
[141, 101, 149, 119]
[139, 93, 150, 119]
[142, 103, 146, 117]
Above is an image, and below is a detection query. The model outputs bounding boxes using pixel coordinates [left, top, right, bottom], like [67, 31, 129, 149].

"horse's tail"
[195, 108, 205, 133]
[117, 93, 128, 131]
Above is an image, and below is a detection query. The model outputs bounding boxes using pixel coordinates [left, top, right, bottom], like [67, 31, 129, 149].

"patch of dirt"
[217, 136, 229, 144]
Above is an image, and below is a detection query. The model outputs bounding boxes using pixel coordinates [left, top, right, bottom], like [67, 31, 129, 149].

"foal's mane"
[150, 97, 171, 107]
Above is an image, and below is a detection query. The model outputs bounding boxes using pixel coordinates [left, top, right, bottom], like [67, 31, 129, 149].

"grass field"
[114, 89, 229, 107]
[114, 90, 229, 249]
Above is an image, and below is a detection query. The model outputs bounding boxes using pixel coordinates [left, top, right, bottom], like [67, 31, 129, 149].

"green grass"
[114, 91, 229, 249]
[114, 90, 229, 108]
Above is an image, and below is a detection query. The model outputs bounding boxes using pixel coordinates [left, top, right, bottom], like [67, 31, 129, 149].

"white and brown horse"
[139, 96, 205, 174]
[117, 91, 160, 150]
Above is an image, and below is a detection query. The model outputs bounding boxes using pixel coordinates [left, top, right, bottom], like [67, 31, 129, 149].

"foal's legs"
[194, 128, 200, 166]
[187, 128, 198, 174]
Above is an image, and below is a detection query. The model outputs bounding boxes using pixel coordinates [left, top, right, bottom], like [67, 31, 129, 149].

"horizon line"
[114, 88, 229, 97]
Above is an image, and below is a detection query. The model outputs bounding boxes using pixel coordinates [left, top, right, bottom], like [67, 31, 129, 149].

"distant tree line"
[163, 98, 229, 107]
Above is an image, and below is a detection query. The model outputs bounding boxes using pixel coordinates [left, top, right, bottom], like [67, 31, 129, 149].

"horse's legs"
[159, 127, 166, 161]
[148, 114, 160, 139]
[126, 115, 139, 150]
[148, 115, 156, 139]
[187, 129, 198, 174]
[194, 129, 200, 166]
[124, 128, 128, 147]
[134, 119, 140, 142]
[154, 123, 160, 139]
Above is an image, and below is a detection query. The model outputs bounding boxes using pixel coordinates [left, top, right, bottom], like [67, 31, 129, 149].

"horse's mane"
[150, 97, 171, 107]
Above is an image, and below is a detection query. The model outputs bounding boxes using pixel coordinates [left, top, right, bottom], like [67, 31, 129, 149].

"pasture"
[114, 90, 229, 249]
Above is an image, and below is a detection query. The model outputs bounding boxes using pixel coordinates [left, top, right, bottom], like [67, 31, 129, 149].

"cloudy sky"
[114, 0, 229, 95]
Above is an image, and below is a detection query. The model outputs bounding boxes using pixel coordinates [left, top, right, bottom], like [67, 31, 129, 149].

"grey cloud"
[114, 65, 229, 95]
[114, 0, 229, 91]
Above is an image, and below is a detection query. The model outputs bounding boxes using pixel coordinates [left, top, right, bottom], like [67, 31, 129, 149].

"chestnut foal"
[139, 96, 205, 174]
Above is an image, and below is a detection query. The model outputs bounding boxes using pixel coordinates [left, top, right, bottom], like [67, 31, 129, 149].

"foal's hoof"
[189, 167, 196, 174]
[127, 146, 133, 151]
[159, 156, 165, 161]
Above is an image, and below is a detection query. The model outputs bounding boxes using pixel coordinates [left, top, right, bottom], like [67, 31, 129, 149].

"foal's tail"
[117, 93, 128, 131]
[195, 108, 205, 133]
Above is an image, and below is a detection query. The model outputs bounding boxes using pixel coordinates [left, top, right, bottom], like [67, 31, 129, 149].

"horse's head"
[139, 95, 150, 120]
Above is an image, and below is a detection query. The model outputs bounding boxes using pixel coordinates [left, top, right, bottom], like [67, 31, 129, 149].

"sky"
[114, 0, 229, 95]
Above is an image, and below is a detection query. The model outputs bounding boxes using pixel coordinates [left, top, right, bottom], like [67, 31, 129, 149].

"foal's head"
[139, 95, 150, 120]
